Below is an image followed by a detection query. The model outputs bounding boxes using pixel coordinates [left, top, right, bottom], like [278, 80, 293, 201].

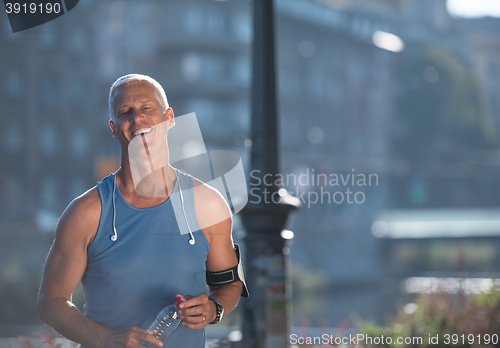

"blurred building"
[1, 0, 499, 333]
[456, 17, 500, 130]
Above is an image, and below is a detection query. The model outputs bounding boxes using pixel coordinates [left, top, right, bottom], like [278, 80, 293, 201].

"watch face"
[215, 302, 223, 320]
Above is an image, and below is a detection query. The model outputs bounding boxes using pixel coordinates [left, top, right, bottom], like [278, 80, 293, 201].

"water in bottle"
[142, 296, 186, 347]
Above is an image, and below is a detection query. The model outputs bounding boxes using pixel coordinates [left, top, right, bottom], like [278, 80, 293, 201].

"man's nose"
[130, 109, 143, 122]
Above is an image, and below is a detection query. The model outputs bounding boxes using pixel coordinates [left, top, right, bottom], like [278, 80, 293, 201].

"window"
[5, 123, 21, 152]
[70, 177, 87, 200]
[347, 56, 364, 85]
[70, 129, 89, 158]
[232, 57, 250, 86]
[41, 77, 57, 106]
[100, 52, 116, 77]
[185, 8, 203, 34]
[182, 53, 200, 81]
[6, 71, 21, 97]
[230, 101, 249, 129]
[39, 22, 57, 47]
[206, 9, 224, 34]
[70, 30, 87, 55]
[231, 12, 251, 43]
[41, 176, 58, 211]
[70, 81, 88, 109]
[325, 79, 343, 107]
[40, 124, 58, 155]
[306, 69, 324, 102]
[201, 55, 224, 79]
[187, 98, 217, 123]
[182, 53, 224, 81]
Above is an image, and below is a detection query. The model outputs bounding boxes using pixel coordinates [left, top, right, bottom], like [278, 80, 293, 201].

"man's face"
[109, 80, 173, 146]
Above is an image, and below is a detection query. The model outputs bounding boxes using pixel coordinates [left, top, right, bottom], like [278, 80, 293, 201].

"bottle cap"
[175, 296, 187, 307]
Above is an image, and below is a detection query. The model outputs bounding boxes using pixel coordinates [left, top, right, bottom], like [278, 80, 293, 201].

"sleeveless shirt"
[81, 171, 210, 348]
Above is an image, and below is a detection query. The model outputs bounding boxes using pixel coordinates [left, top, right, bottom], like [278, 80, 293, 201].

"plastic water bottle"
[142, 297, 186, 347]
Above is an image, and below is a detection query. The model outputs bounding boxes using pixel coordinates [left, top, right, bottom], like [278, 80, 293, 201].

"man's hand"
[101, 327, 164, 348]
[176, 294, 216, 330]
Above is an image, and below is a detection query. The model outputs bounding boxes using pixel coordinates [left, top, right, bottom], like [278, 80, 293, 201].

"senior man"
[37, 74, 247, 348]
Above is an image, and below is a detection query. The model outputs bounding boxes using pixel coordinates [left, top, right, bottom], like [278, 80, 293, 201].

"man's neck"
[116, 155, 177, 199]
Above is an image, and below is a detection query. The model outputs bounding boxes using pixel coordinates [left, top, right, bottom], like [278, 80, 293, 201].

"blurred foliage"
[291, 263, 328, 326]
[354, 286, 500, 348]
[291, 263, 327, 296]
[395, 45, 495, 161]
[293, 286, 500, 348]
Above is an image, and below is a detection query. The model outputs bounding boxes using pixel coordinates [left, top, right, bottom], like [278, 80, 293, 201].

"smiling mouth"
[132, 128, 152, 136]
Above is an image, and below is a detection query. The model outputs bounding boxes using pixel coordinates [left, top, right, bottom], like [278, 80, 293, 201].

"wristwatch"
[209, 298, 224, 324]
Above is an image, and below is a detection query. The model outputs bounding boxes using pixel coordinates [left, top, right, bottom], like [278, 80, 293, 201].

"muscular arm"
[205, 214, 243, 323]
[178, 182, 243, 329]
[37, 188, 163, 348]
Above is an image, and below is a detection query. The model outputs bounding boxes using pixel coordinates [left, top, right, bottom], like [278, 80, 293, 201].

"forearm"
[37, 297, 110, 348]
[208, 282, 243, 322]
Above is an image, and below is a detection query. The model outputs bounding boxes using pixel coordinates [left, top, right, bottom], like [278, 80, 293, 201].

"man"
[37, 74, 246, 348]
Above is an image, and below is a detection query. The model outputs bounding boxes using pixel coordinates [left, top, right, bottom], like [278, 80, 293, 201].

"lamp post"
[240, 0, 300, 347]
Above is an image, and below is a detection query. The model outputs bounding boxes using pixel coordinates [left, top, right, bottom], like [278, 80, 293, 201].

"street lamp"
[240, 0, 301, 347]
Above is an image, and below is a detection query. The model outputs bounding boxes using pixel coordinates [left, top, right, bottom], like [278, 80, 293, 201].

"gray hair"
[108, 74, 169, 121]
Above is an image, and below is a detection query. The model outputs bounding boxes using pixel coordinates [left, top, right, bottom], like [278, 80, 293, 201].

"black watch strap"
[209, 298, 224, 324]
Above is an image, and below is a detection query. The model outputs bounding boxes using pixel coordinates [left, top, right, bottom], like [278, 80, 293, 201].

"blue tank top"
[81, 170, 210, 348]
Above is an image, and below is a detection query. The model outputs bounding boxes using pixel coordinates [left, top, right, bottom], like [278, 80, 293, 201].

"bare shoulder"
[38, 186, 102, 305]
[193, 179, 238, 272]
[193, 179, 230, 212]
[193, 178, 232, 238]
[56, 186, 102, 249]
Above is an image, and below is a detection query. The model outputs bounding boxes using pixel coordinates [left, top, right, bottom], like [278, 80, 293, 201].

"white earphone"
[111, 177, 118, 242]
[177, 172, 196, 245]
[110, 171, 195, 245]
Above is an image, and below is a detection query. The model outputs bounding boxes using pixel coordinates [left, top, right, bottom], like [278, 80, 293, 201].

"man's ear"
[166, 108, 175, 128]
[109, 120, 118, 139]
